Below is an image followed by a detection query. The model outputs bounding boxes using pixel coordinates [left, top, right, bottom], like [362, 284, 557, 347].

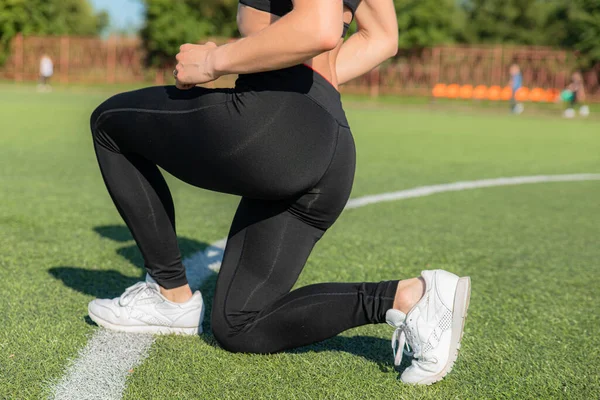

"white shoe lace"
[391, 323, 413, 366]
[391, 323, 438, 367]
[118, 282, 152, 307]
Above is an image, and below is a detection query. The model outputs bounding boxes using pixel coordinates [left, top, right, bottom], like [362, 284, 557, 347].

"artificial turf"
[0, 85, 598, 399]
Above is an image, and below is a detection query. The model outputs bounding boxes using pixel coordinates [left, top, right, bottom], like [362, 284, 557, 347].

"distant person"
[85, 0, 471, 386]
[38, 53, 54, 92]
[562, 71, 589, 118]
[509, 64, 523, 114]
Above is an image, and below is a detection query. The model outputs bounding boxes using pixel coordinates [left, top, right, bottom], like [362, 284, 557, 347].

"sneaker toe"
[400, 363, 439, 385]
[88, 299, 120, 322]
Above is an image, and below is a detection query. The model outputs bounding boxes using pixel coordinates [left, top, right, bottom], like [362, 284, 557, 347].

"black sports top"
[239, 0, 361, 36]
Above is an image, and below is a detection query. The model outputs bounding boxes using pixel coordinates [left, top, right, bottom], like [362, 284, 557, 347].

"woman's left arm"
[335, 0, 398, 85]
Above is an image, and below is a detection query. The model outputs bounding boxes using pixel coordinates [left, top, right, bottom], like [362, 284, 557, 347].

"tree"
[141, 0, 466, 64]
[141, 0, 238, 67]
[459, 0, 555, 45]
[395, 0, 464, 48]
[545, 0, 600, 66]
[0, 0, 108, 65]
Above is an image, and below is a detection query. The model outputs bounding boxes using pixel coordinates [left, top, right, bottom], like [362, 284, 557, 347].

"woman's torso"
[236, 1, 357, 90]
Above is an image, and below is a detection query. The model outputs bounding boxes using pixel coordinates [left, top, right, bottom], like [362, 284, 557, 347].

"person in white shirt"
[38, 54, 54, 92]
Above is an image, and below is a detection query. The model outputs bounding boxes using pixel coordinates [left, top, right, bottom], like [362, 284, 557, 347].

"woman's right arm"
[336, 0, 398, 85]
[175, 0, 343, 87]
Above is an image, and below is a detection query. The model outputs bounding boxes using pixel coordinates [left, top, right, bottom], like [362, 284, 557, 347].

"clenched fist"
[174, 42, 220, 90]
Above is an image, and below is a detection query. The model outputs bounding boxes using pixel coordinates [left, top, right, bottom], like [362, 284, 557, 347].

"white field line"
[50, 173, 600, 400]
[345, 174, 600, 209]
[50, 330, 154, 400]
[49, 241, 228, 400]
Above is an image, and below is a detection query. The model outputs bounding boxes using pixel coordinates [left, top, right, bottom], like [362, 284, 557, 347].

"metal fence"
[2, 34, 599, 100]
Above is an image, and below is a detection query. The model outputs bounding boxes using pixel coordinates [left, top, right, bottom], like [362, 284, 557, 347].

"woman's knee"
[90, 93, 121, 135]
[89, 101, 116, 152]
[212, 328, 271, 354]
[89, 92, 133, 152]
[211, 306, 270, 354]
[90, 87, 143, 134]
[211, 312, 247, 353]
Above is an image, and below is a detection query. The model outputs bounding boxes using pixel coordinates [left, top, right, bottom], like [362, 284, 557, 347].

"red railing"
[2, 34, 599, 100]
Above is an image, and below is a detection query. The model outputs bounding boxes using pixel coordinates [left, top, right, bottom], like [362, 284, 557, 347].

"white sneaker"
[88, 276, 204, 335]
[386, 270, 471, 385]
[564, 108, 576, 118]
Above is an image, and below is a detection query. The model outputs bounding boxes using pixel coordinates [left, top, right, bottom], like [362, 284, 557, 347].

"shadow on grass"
[49, 224, 210, 298]
[197, 274, 401, 371]
[50, 224, 402, 371]
[93, 225, 133, 243]
[196, 326, 400, 372]
[288, 335, 401, 372]
[48, 267, 140, 298]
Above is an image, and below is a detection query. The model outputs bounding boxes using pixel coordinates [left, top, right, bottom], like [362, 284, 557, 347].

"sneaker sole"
[415, 276, 471, 385]
[88, 304, 203, 336]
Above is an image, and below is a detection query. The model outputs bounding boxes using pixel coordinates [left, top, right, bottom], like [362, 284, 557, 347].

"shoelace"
[391, 322, 438, 366]
[118, 282, 151, 307]
[391, 323, 414, 366]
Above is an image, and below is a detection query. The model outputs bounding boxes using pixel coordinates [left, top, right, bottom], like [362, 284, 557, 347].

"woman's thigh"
[91, 86, 341, 200]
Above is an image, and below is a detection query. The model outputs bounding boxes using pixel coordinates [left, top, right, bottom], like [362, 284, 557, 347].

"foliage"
[139, 0, 600, 66]
[2, 0, 599, 67]
[459, 0, 556, 45]
[0, 0, 108, 65]
[545, 0, 600, 67]
[141, 0, 238, 67]
[459, 0, 600, 64]
[395, 0, 464, 48]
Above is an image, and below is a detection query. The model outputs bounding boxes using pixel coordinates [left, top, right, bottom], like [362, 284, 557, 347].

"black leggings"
[90, 65, 398, 353]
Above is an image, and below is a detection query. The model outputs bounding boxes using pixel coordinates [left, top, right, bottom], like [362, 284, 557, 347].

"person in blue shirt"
[509, 64, 523, 114]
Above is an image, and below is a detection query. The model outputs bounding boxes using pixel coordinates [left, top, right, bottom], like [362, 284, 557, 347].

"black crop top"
[239, 0, 361, 36]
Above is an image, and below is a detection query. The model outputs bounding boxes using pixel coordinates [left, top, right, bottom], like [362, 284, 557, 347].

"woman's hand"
[174, 42, 219, 90]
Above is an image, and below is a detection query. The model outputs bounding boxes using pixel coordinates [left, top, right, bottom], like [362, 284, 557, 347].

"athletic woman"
[87, 0, 471, 385]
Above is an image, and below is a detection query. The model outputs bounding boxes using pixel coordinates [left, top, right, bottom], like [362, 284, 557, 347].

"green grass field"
[1, 84, 599, 399]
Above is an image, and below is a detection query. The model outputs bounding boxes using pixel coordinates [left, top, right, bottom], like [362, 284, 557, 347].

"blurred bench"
[432, 84, 560, 103]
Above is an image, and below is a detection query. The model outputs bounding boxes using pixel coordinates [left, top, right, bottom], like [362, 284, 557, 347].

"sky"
[89, 0, 145, 33]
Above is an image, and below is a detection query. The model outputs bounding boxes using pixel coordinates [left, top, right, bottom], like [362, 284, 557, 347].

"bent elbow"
[311, 22, 343, 52]
[319, 35, 341, 52]
[293, 7, 342, 53]
[298, 30, 339, 54]
[386, 36, 399, 58]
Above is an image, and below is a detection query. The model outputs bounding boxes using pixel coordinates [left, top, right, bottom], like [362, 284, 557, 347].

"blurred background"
[2, 3, 600, 398]
[0, 0, 599, 104]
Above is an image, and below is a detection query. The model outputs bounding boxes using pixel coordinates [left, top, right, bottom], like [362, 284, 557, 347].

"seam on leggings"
[286, 124, 342, 230]
[222, 227, 250, 330]
[133, 164, 160, 238]
[93, 100, 229, 131]
[249, 292, 395, 326]
[312, 123, 342, 190]
[239, 217, 290, 311]
[303, 94, 350, 128]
